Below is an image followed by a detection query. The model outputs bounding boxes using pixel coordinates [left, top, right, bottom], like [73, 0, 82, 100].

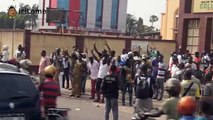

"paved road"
[57, 80, 166, 120]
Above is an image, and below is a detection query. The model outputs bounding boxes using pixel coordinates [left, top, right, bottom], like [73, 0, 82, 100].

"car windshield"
[0, 73, 38, 101]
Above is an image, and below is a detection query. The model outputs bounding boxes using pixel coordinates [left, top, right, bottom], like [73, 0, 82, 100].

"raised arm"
[147, 44, 151, 56]
[104, 41, 111, 54]
[93, 43, 102, 58]
[91, 49, 100, 63]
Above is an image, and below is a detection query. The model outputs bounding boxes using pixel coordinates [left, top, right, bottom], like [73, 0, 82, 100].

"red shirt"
[194, 57, 201, 63]
[39, 78, 61, 108]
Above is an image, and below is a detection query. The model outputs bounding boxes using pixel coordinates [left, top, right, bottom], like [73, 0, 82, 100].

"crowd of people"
[1, 42, 213, 120]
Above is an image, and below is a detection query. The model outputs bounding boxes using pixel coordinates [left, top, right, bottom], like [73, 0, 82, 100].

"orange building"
[160, 0, 179, 40]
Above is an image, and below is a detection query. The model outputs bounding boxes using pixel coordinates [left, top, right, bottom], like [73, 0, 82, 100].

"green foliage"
[149, 15, 159, 27]
[126, 14, 159, 36]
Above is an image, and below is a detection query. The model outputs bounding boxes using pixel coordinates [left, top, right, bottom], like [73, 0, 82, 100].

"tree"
[126, 14, 137, 36]
[18, 3, 38, 30]
[136, 17, 144, 34]
[149, 15, 158, 27]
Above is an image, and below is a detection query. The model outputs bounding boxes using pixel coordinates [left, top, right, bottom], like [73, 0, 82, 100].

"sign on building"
[193, 0, 213, 13]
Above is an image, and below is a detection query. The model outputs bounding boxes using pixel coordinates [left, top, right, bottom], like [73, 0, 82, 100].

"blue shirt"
[180, 116, 196, 120]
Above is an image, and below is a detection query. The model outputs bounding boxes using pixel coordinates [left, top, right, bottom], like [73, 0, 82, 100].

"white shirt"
[1, 50, 9, 62]
[98, 60, 110, 79]
[171, 64, 179, 78]
[121, 54, 128, 62]
[169, 57, 173, 71]
[15, 50, 26, 62]
[63, 58, 70, 69]
[177, 55, 183, 63]
[87, 61, 100, 80]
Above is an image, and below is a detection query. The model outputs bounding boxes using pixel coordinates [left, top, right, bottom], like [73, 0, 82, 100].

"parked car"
[0, 62, 41, 120]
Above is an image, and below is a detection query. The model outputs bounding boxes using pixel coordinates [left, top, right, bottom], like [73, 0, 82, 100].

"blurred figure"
[120, 49, 128, 63]
[122, 52, 135, 106]
[203, 72, 213, 96]
[171, 55, 179, 78]
[153, 55, 167, 100]
[51, 48, 63, 82]
[196, 97, 213, 120]
[39, 65, 61, 118]
[101, 65, 119, 120]
[173, 63, 185, 82]
[194, 52, 201, 70]
[62, 56, 70, 89]
[87, 57, 99, 99]
[148, 78, 181, 120]
[80, 54, 88, 95]
[201, 51, 210, 72]
[70, 55, 84, 98]
[185, 56, 197, 70]
[180, 69, 200, 99]
[134, 64, 155, 112]
[15, 44, 26, 63]
[38, 50, 51, 83]
[1, 45, 9, 62]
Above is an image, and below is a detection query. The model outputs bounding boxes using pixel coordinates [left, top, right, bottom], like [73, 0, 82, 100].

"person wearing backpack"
[134, 64, 155, 112]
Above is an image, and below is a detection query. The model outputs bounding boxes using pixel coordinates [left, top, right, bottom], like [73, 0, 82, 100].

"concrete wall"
[0, 30, 25, 59]
[84, 37, 125, 57]
[132, 40, 176, 64]
[161, 0, 179, 40]
[0, 30, 176, 73]
[30, 33, 76, 65]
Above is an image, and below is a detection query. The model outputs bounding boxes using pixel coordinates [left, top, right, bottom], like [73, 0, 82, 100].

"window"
[186, 19, 200, 54]
[0, 74, 37, 101]
[111, 0, 119, 29]
[80, 0, 87, 27]
[95, 0, 103, 28]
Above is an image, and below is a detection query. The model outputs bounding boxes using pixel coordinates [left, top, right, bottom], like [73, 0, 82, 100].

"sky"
[0, 0, 166, 29]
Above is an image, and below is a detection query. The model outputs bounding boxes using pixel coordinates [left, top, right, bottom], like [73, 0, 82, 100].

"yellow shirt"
[180, 80, 200, 98]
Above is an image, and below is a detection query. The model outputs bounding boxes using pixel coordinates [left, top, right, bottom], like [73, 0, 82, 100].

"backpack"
[136, 76, 150, 99]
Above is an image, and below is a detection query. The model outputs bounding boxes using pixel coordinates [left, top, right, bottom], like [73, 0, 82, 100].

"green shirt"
[162, 97, 180, 120]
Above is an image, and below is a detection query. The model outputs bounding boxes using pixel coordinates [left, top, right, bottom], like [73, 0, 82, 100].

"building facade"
[177, 0, 213, 53]
[38, 0, 127, 33]
[160, 0, 179, 40]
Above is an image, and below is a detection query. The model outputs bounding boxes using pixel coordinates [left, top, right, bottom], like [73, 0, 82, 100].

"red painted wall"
[69, 0, 81, 28]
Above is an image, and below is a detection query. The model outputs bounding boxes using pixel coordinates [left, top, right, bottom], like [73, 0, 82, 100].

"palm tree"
[149, 15, 158, 27]
[19, 3, 38, 30]
[126, 14, 137, 36]
[30, 4, 38, 30]
[136, 17, 145, 34]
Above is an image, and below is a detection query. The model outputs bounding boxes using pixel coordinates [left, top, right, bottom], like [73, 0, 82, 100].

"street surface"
[57, 79, 167, 120]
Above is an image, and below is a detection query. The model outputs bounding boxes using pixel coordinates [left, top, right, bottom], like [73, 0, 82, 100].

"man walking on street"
[101, 65, 119, 120]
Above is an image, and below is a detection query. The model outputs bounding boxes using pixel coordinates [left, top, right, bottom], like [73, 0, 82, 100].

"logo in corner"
[7, 6, 17, 18]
